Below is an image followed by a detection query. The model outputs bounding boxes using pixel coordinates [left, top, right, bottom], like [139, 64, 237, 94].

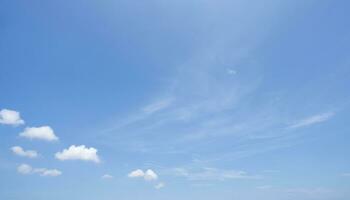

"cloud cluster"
[0, 109, 25, 126]
[20, 126, 59, 141]
[55, 145, 100, 163]
[17, 164, 62, 177]
[128, 169, 158, 181]
[11, 146, 38, 158]
[4, 108, 104, 180]
[128, 169, 164, 189]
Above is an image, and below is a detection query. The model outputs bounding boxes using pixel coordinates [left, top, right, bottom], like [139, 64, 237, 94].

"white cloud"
[287, 112, 335, 129]
[341, 173, 350, 177]
[55, 145, 100, 163]
[17, 164, 61, 177]
[0, 109, 24, 126]
[11, 146, 38, 158]
[128, 169, 145, 178]
[257, 185, 273, 190]
[34, 168, 62, 176]
[19, 126, 58, 141]
[171, 167, 261, 181]
[17, 164, 32, 174]
[284, 187, 334, 198]
[227, 68, 237, 75]
[144, 169, 158, 181]
[102, 174, 113, 179]
[142, 98, 173, 114]
[128, 169, 158, 181]
[155, 182, 165, 189]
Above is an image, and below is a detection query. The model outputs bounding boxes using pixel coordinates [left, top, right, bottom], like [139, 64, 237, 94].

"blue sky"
[1, 0, 350, 199]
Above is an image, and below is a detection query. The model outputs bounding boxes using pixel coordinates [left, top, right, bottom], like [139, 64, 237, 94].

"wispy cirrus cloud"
[287, 112, 335, 129]
[169, 167, 261, 181]
[89, 1, 343, 177]
[142, 98, 174, 114]
[341, 173, 350, 177]
[257, 185, 273, 190]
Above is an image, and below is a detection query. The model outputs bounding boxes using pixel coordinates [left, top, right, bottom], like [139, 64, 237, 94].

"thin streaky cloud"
[287, 112, 335, 129]
[341, 173, 350, 177]
[257, 185, 273, 190]
[169, 167, 262, 181]
[142, 98, 173, 114]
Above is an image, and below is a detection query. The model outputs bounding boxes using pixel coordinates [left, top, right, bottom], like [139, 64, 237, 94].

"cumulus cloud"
[11, 146, 38, 158]
[55, 145, 100, 163]
[17, 164, 61, 177]
[19, 126, 58, 141]
[287, 112, 335, 129]
[0, 109, 24, 126]
[128, 169, 145, 178]
[101, 174, 113, 179]
[155, 182, 165, 189]
[144, 169, 158, 181]
[128, 169, 158, 181]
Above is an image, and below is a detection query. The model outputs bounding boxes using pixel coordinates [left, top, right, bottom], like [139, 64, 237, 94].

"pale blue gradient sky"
[1, 0, 350, 200]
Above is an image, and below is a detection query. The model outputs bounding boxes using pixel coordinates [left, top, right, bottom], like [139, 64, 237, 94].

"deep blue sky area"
[1, 1, 350, 200]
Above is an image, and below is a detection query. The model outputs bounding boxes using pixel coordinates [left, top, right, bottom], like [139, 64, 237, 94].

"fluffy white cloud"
[128, 169, 158, 181]
[17, 164, 61, 177]
[155, 182, 165, 189]
[144, 169, 158, 181]
[11, 146, 38, 158]
[101, 174, 113, 179]
[0, 109, 24, 126]
[128, 169, 145, 178]
[55, 145, 100, 163]
[19, 126, 58, 141]
[287, 112, 335, 129]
